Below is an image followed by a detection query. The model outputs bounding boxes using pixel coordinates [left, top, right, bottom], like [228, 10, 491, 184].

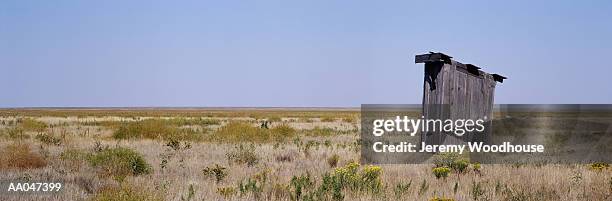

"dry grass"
[112, 119, 202, 141]
[210, 122, 296, 143]
[0, 143, 47, 170]
[19, 118, 47, 132]
[0, 110, 610, 201]
[92, 183, 163, 201]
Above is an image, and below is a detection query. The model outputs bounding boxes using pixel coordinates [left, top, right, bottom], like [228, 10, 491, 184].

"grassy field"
[0, 109, 610, 201]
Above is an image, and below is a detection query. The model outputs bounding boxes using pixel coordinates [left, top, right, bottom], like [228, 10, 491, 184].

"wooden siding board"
[418, 53, 501, 146]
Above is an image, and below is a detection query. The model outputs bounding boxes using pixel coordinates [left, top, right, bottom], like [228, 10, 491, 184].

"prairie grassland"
[0, 109, 610, 201]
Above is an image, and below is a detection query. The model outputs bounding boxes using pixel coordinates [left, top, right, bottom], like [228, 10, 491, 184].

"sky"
[1, 0, 611, 107]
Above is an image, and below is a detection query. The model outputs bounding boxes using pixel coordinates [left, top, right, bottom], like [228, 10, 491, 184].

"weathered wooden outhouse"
[415, 52, 506, 145]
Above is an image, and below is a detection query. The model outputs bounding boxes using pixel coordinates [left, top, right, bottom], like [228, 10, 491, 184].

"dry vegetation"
[0, 109, 610, 200]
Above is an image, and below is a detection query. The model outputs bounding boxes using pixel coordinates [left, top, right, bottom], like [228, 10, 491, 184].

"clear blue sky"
[1, 0, 611, 107]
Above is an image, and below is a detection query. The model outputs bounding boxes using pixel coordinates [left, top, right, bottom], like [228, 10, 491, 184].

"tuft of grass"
[471, 181, 485, 200]
[418, 179, 429, 196]
[87, 147, 152, 180]
[217, 186, 236, 199]
[2, 127, 30, 139]
[203, 164, 228, 183]
[237, 169, 270, 199]
[327, 154, 340, 167]
[432, 167, 451, 179]
[394, 180, 412, 198]
[289, 173, 313, 200]
[0, 143, 47, 169]
[226, 144, 259, 167]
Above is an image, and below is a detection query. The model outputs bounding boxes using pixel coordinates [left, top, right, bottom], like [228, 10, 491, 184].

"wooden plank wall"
[422, 60, 496, 145]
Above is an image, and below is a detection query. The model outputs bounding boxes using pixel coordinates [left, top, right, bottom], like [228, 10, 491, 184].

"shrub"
[324, 162, 383, 198]
[394, 180, 412, 198]
[433, 153, 461, 168]
[113, 119, 176, 140]
[213, 122, 265, 142]
[432, 167, 451, 179]
[434, 153, 471, 174]
[217, 186, 236, 199]
[238, 178, 263, 198]
[451, 159, 469, 173]
[87, 147, 152, 179]
[327, 154, 340, 167]
[471, 181, 485, 200]
[4, 127, 29, 139]
[35, 133, 63, 146]
[20, 118, 47, 132]
[360, 165, 383, 193]
[93, 184, 162, 201]
[472, 162, 481, 171]
[269, 123, 296, 141]
[203, 164, 228, 183]
[0, 143, 47, 169]
[226, 144, 259, 167]
[290, 173, 313, 200]
[590, 162, 609, 171]
[282, 162, 385, 200]
[165, 138, 192, 151]
[93, 141, 109, 152]
[166, 139, 182, 151]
